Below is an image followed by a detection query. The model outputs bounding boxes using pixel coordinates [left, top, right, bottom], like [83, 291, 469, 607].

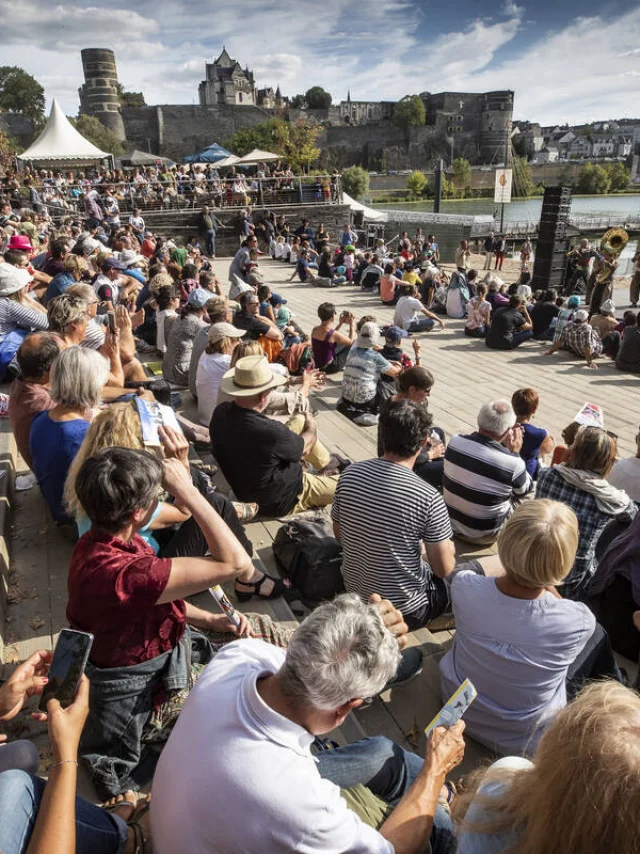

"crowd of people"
[0, 180, 639, 854]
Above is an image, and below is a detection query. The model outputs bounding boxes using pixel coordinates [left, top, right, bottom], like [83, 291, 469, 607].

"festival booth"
[117, 149, 175, 168]
[183, 143, 232, 164]
[236, 148, 280, 165]
[17, 99, 112, 170]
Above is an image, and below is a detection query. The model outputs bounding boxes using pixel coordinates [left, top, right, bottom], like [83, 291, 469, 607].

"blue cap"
[188, 288, 212, 308]
[567, 295, 582, 308]
[384, 325, 403, 343]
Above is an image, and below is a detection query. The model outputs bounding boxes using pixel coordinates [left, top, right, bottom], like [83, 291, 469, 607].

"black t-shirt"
[232, 311, 269, 340]
[486, 307, 525, 349]
[210, 403, 304, 516]
[530, 301, 560, 337]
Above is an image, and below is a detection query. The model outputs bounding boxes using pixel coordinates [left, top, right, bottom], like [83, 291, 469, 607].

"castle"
[77, 48, 513, 168]
[198, 48, 284, 109]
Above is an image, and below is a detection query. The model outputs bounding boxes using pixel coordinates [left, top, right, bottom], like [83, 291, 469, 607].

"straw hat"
[219, 355, 287, 397]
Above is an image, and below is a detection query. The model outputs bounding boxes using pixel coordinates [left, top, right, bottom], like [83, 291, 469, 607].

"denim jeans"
[0, 770, 127, 854]
[316, 736, 456, 854]
[204, 228, 216, 256]
[408, 317, 435, 333]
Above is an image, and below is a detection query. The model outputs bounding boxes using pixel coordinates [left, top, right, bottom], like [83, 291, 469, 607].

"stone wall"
[121, 104, 272, 162]
[318, 125, 452, 171]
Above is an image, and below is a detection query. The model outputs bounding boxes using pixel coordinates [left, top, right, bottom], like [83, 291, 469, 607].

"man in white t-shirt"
[609, 427, 640, 501]
[394, 284, 445, 333]
[151, 595, 465, 854]
[195, 322, 245, 425]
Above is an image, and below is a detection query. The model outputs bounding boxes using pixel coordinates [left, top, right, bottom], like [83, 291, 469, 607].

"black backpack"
[272, 515, 344, 608]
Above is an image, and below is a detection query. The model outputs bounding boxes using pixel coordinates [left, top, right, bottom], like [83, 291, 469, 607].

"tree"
[341, 166, 369, 199]
[0, 129, 20, 172]
[224, 119, 288, 157]
[0, 67, 45, 122]
[305, 87, 332, 109]
[577, 162, 610, 194]
[393, 95, 425, 129]
[605, 162, 630, 192]
[406, 170, 428, 197]
[115, 83, 146, 108]
[69, 115, 126, 156]
[513, 156, 534, 197]
[451, 157, 471, 189]
[284, 120, 321, 173]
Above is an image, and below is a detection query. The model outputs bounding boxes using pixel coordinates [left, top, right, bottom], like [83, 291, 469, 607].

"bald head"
[16, 333, 62, 383]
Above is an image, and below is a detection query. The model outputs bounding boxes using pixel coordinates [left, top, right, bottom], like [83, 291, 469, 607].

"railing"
[1, 174, 344, 219]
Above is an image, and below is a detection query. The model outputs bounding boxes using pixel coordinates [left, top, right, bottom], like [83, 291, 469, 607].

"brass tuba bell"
[600, 227, 629, 257]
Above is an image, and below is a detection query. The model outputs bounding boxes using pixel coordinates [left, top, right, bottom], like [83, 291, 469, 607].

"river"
[373, 194, 640, 223]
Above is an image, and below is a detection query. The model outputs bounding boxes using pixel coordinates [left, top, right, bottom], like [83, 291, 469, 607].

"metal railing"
[1, 174, 344, 219]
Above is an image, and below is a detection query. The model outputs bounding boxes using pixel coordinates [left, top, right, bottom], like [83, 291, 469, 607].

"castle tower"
[479, 91, 514, 165]
[78, 48, 126, 141]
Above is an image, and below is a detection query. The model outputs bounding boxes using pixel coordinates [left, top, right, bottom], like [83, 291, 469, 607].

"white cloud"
[3, 0, 639, 128]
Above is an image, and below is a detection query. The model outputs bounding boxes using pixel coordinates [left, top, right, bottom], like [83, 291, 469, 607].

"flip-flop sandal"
[235, 571, 290, 602]
[234, 502, 258, 523]
[102, 792, 143, 820]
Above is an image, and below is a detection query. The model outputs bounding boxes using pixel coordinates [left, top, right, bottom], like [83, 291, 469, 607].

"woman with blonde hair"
[453, 681, 640, 854]
[64, 400, 259, 553]
[537, 425, 637, 599]
[439, 499, 621, 757]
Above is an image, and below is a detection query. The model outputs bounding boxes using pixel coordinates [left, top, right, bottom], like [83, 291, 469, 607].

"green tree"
[115, 83, 146, 108]
[0, 129, 20, 172]
[406, 170, 428, 196]
[290, 94, 305, 109]
[69, 115, 126, 156]
[605, 161, 630, 192]
[341, 166, 369, 199]
[284, 120, 321, 172]
[224, 119, 288, 157]
[393, 95, 425, 129]
[0, 67, 45, 121]
[305, 86, 332, 109]
[451, 157, 471, 189]
[577, 162, 611, 194]
[513, 156, 535, 197]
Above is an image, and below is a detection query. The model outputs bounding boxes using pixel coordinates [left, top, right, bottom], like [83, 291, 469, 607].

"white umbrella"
[236, 148, 280, 164]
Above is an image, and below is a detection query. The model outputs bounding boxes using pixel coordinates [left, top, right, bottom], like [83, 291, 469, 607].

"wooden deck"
[3, 252, 638, 793]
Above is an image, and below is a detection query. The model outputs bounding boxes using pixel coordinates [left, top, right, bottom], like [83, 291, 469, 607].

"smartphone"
[424, 678, 477, 736]
[38, 628, 94, 712]
[107, 310, 116, 334]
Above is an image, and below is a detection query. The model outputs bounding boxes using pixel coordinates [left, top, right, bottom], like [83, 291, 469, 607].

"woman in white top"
[196, 323, 246, 425]
[440, 499, 621, 757]
[155, 286, 180, 354]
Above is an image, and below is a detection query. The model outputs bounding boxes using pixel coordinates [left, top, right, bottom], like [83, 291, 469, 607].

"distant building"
[537, 144, 559, 163]
[569, 136, 593, 158]
[512, 121, 544, 158]
[199, 48, 258, 106]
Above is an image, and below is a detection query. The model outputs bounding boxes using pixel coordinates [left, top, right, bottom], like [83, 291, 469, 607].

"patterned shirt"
[341, 347, 391, 404]
[536, 467, 637, 599]
[560, 321, 602, 359]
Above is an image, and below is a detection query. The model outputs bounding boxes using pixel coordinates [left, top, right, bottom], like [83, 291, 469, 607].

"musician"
[589, 252, 617, 318]
[565, 238, 597, 295]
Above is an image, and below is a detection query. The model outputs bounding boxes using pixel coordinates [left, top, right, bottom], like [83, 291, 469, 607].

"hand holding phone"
[47, 674, 90, 764]
[38, 629, 93, 713]
[107, 311, 116, 334]
[425, 678, 477, 736]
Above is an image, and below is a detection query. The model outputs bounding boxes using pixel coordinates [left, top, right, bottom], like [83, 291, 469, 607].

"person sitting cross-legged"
[334, 399, 456, 630]
[151, 593, 466, 854]
[543, 308, 616, 370]
[211, 355, 344, 519]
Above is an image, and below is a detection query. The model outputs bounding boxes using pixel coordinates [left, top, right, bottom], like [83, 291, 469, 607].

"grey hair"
[47, 295, 88, 334]
[477, 399, 516, 437]
[49, 346, 109, 409]
[65, 283, 97, 304]
[279, 593, 401, 710]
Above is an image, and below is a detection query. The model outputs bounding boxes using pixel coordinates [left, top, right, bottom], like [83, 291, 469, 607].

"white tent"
[18, 99, 110, 166]
[199, 155, 241, 168]
[342, 192, 387, 222]
[237, 148, 280, 164]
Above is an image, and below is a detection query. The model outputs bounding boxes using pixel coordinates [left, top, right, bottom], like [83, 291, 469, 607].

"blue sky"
[1, 0, 638, 125]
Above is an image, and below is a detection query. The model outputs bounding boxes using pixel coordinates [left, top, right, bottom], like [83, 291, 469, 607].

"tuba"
[595, 227, 629, 284]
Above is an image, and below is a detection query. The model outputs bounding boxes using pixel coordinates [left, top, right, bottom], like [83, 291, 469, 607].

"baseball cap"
[567, 295, 582, 308]
[103, 256, 126, 271]
[208, 322, 246, 344]
[356, 321, 381, 349]
[384, 325, 403, 344]
[187, 288, 212, 309]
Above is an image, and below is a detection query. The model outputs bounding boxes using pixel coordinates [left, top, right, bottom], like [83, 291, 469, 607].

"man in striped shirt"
[444, 399, 533, 544]
[332, 399, 456, 630]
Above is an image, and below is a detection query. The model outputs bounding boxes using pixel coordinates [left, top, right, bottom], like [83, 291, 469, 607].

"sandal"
[234, 571, 289, 602]
[102, 791, 145, 821]
[233, 501, 258, 523]
[128, 800, 152, 854]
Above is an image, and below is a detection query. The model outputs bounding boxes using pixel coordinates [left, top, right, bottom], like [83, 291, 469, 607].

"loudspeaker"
[532, 186, 572, 289]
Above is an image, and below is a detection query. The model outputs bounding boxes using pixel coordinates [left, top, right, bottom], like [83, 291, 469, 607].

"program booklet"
[574, 402, 604, 429]
[135, 397, 182, 446]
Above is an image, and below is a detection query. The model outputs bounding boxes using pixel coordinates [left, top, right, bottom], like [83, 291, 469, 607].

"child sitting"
[380, 326, 414, 380]
[511, 387, 555, 479]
